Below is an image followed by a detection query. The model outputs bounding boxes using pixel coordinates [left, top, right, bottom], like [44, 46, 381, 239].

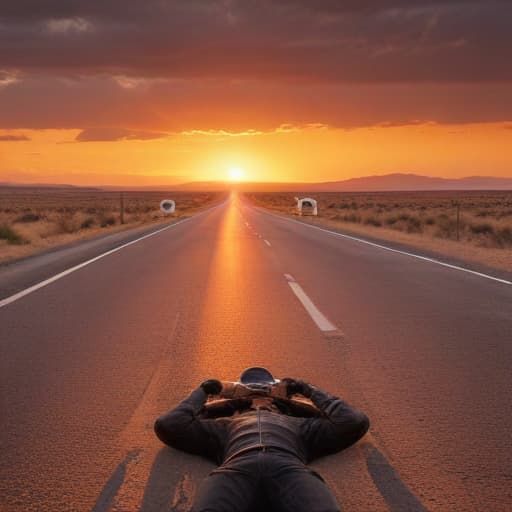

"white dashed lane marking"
[284, 274, 343, 337]
[257, 208, 512, 287]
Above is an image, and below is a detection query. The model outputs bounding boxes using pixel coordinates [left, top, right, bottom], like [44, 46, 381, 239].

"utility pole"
[120, 192, 125, 224]
[455, 201, 460, 241]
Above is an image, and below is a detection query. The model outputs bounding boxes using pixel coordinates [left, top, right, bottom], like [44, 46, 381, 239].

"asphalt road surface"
[1, 194, 511, 512]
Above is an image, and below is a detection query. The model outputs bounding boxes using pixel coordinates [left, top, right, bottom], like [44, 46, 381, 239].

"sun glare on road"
[228, 167, 244, 181]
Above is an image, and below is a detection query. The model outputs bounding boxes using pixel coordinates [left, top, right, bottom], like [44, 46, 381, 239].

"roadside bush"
[15, 212, 41, 223]
[406, 216, 422, 233]
[469, 223, 494, 235]
[494, 227, 512, 247]
[364, 216, 382, 227]
[0, 223, 25, 245]
[80, 217, 95, 229]
[56, 216, 81, 234]
[385, 216, 397, 226]
[341, 213, 361, 223]
[435, 216, 457, 239]
[100, 215, 116, 227]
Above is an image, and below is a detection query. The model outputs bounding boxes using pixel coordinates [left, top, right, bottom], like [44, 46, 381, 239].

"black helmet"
[239, 367, 276, 387]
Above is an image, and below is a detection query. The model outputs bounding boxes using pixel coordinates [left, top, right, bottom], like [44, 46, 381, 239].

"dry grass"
[245, 191, 512, 272]
[0, 187, 226, 263]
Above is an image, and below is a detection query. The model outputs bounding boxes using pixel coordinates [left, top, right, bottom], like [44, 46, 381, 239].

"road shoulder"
[0, 216, 190, 301]
[254, 206, 512, 284]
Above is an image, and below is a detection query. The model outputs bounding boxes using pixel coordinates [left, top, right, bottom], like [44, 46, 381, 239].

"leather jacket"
[154, 386, 369, 465]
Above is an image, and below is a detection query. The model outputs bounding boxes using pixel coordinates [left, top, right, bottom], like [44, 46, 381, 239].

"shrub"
[15, 212, 41, 223]
[364, 216, 382, 227]
[385, 216, 397, 226]
[80, 217, 94, 229]
[343, 213, 362, 223]
[100, 215, 116, 227]
[470, 223, 494, 235]
[494, 227, 512, 247]
[333, 213, 361, 223]
[435, 216, 457, 239]
[0, 223, 25, 245]
[56, 216, 80, 234]
[406, 217, 422, 233]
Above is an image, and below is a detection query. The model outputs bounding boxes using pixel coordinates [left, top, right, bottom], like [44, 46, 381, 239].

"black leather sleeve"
[154, 387, 227, 464]
[300, 387, 369, 462]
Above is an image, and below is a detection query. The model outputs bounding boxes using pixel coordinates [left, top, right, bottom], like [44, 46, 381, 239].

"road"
[1, 194, 511, 511]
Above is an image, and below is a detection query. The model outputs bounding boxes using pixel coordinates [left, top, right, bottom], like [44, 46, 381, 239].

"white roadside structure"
[295, 197, 318, 216]
[160, 199, 176, 215]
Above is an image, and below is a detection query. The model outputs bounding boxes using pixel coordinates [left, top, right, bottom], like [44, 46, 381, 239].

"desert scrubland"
[0, 187, 225, 263]
[245, 191, 512, 272]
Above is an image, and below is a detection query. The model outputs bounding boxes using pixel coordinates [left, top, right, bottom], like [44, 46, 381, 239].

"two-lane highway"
[1, 194, 511, 511]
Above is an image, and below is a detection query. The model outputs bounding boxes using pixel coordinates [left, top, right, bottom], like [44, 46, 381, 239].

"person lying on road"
[154, 367, 369, 512]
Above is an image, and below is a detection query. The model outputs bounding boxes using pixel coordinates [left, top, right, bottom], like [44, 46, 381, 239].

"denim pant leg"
[265, 454, 341, 512]
[191, 453, 261, 512]
[191, 471, 259, 512]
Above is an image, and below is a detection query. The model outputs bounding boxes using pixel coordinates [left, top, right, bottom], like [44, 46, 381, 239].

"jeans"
[191, 448, 340, 512]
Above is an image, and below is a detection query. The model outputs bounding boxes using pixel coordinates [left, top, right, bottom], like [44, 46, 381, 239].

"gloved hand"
[200, 379, 223, 396]
[281, 378, 313, 398]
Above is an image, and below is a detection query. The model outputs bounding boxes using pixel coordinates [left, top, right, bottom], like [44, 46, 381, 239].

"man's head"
[239, 367, 277, 390]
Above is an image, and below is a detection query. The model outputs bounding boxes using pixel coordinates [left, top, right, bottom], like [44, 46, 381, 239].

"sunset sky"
[1, 1, 512, 186]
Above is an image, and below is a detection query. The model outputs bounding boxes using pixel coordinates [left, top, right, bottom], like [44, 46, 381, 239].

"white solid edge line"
[286, 278, 338, 332]
[0, 202, 225, 309]
[256, 208, 512, 286]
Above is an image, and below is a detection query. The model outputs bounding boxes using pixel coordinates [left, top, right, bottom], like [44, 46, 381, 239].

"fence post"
[120, 192, 125, 225]
[456, 201, 460, 241]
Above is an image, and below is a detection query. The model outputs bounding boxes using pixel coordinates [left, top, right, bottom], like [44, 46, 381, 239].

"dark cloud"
[0, 1, 511, 131]
[1, 75, 511, 131]
[75, 127, 168, 142]
[0, 134, 30, 141]
[0, 1, 510, 82]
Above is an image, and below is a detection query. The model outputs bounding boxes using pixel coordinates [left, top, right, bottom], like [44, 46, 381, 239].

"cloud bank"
[0, 0, 511, 132]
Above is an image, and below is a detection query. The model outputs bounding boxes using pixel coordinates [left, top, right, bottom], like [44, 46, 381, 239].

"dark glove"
[201, 379, 223, 395]
[281, 378, 313, 398]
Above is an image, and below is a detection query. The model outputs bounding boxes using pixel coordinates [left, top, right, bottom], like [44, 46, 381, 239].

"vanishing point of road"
[1, 194, 511, 511]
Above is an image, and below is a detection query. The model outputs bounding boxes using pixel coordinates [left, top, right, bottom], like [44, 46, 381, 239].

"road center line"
[284, 274, 341, 334]
[0, 204, 222, 309]
[256, 208, 512, 286]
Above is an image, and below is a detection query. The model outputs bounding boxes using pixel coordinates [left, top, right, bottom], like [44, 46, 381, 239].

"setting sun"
[228, 167, 245, 181]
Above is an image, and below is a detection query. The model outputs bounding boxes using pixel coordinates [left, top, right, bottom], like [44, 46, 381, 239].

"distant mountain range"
[1, 173, 512, 192]
[176, 173, 512, 192]
[304, 173, 512, 192]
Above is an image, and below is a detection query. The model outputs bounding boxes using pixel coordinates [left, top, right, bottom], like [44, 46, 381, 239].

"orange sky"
[1, 1, 511, 186]
[1, 123, 512, 186]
